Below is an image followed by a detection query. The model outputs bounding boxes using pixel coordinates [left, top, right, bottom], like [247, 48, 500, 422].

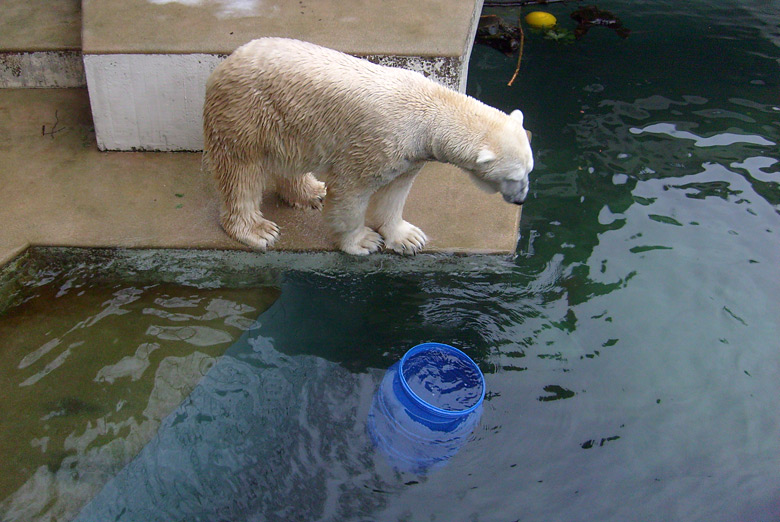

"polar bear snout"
[500, 178, 529, 205]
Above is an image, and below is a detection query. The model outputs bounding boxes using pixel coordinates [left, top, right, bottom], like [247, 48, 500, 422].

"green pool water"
[1, 1, 779, 520]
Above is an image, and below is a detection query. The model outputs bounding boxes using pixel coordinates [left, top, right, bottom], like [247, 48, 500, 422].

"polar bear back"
[207, 39, 433, 158]
[203, 38, 509, 176]
[211, 38, 428, 114]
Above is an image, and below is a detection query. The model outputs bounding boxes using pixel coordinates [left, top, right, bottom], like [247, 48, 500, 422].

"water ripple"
[629, 122, 775, 147]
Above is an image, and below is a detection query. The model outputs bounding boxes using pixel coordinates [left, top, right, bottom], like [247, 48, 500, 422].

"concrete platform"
[81, 0, 483, 151]
[0, 88, 521, 266]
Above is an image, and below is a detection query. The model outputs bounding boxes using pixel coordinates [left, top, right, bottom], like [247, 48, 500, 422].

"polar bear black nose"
[503, 192, 526, 205]
[500, 179, 528, 205]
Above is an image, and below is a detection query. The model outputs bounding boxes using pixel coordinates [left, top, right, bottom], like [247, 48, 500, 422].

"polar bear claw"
[381, 221, 428, 255]
[222, 212, 280, 251]
[340, 226, 384, 256]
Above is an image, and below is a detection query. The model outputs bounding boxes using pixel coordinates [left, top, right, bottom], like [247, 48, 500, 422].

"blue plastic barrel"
[367, 343, 485, 473]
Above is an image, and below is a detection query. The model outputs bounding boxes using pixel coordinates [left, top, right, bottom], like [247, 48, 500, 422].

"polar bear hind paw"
[340, 226, 384, 255]
[278, 175, 327, 210]
[381, 221, 428, 255]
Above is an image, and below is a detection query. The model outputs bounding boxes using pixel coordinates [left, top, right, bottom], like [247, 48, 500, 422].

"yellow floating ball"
[525, 11, 557, 29]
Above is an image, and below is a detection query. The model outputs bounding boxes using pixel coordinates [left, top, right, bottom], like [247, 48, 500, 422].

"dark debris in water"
[476, 14, 523, 56]
[537, 384, 576, 402]
[669, 181, 743, 200]
[570, 6, 630, 39]
[581, 435, 621, 449]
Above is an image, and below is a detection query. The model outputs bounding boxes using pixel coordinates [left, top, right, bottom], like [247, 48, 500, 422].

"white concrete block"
[84, 52, 467, 152]
[84, 54, 223, 151]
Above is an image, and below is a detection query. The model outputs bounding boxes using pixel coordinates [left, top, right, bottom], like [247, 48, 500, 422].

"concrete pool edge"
[0, 244, 520, 313]
[1, 246, 519, 281]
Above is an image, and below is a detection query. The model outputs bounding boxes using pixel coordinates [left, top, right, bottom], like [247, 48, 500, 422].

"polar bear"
[203, 38, 533, 255]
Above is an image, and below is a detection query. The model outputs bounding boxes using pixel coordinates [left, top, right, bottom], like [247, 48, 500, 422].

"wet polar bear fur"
[203, 38, 533, 255]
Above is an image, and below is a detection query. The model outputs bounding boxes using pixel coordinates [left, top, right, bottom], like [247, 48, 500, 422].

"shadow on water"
[247, 270, 531, 370]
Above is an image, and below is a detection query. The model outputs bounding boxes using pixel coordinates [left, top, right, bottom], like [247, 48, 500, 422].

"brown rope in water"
[507, 17, 525, 87]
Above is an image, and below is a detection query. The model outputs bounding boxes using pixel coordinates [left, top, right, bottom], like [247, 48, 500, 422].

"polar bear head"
[466, 109, 534, 206]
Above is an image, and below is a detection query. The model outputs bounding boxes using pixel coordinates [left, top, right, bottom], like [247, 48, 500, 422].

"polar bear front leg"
[323, 187, 383, 255]
[367, 169, 428, 255]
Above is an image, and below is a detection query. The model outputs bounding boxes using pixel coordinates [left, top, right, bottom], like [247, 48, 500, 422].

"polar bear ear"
[476, 148, 497, 164]
[510, 110, 524, 125]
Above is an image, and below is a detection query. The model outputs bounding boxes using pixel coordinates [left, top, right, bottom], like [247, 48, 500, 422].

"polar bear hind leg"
[218, 163, 280, 250]
[275, 173, 327, 210]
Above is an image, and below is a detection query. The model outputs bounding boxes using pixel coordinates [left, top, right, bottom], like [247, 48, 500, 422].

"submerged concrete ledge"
[0, 89, 520, 264]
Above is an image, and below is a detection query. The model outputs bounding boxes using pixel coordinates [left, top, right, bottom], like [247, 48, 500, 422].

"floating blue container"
[367, 343, 485, 473]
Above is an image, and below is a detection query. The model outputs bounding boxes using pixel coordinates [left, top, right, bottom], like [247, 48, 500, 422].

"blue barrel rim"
[399, 342, 486, 417]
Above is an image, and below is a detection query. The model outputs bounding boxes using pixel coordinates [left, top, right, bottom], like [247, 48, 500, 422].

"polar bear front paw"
[340, 226, 384, 255]
[223, 213, 280, 250]
[380, 221, 428, 255]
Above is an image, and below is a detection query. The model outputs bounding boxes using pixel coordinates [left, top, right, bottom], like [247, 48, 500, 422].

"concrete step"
[0, 0, 85, 87]
[81, 0, 484, 151]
